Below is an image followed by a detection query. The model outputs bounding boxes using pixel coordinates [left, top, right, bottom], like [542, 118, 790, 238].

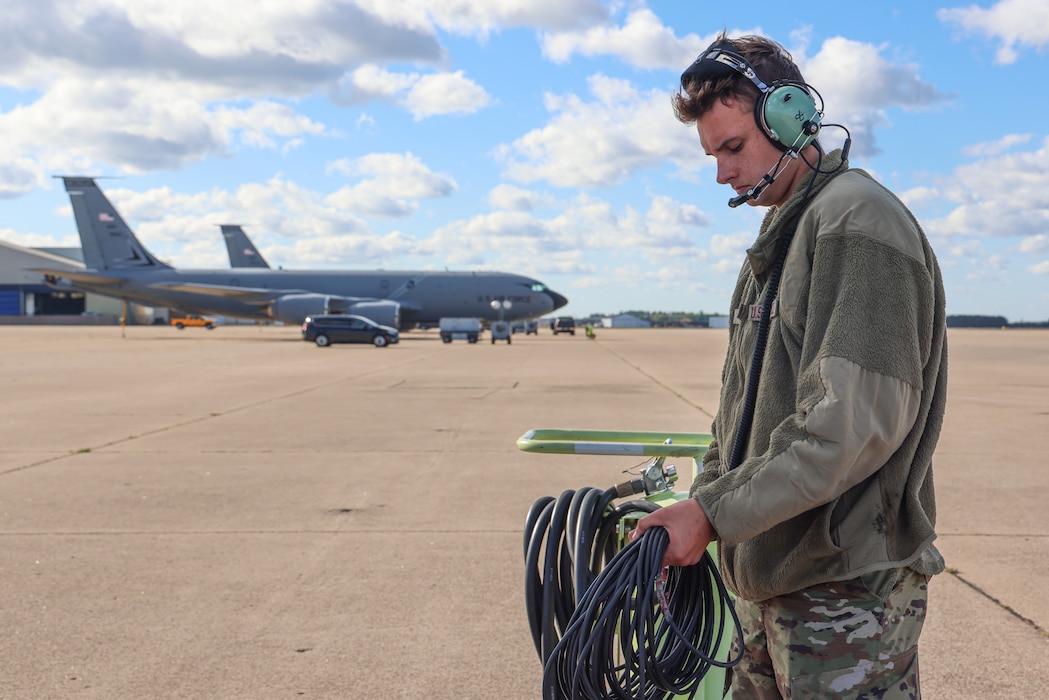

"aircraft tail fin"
[221, 224, 270, 268]
[58, 176, 171, 271]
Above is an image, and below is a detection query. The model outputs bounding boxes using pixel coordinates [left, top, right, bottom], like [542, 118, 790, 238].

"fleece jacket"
[692, 149, 949, 602]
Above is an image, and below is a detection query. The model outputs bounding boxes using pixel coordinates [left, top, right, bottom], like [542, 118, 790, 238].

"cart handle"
[516, 429, 712, 457]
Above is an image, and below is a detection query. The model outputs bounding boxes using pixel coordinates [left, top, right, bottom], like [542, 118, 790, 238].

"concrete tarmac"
[0, 325, 1045, 699]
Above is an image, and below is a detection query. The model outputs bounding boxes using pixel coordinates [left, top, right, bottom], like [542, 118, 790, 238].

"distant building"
[0, 239, 151, 323]
[600, 313, 651, 328]
[0, 239, 86, 316]
[708, 315, 730, 329]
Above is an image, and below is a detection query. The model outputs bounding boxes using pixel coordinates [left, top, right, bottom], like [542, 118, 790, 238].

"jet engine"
[342, 300, 401, 329]
[269, 293, 401, 328]
[268, 294, 330, 324]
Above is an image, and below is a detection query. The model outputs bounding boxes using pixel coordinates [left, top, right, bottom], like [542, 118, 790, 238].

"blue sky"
[1, 0, 1047, 321]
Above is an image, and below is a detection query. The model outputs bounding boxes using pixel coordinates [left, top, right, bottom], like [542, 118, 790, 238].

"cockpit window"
[530, 283, 547, 292]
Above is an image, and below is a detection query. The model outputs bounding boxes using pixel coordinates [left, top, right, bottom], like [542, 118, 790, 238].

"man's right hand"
[628, 497, 715, 567]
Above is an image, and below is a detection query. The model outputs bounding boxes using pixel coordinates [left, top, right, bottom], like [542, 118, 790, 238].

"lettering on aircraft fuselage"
[478, 295, 532, 303]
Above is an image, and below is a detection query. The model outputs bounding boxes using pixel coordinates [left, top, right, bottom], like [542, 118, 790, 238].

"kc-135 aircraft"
[33, 177, 568, 328]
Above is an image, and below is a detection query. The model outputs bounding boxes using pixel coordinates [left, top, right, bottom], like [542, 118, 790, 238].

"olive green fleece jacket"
[692, 149, 948, 602]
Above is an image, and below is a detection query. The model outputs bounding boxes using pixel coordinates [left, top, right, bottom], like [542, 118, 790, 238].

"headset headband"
[679, 39, 822, 154]
[680, 42, 769, 93]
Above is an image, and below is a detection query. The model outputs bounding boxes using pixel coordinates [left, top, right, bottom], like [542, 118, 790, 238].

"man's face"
[697, 97, 800, 209]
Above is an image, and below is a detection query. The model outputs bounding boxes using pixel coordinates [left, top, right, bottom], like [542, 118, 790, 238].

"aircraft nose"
[545, 289, 569, 311]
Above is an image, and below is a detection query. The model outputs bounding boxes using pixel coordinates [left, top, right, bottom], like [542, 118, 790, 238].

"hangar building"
[0, 239, 149, 323]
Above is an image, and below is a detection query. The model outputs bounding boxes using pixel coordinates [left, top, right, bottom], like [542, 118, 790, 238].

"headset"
[680, 40, 828, 207]
[680, 40, 823, 155]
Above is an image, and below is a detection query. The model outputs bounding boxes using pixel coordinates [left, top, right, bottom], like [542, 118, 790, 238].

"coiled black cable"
[524, 488, 659, 661]
[524, 489, 742, 699]
[542, 527, 742, 700]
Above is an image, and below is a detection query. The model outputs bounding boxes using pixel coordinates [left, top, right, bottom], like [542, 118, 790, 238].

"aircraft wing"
[144, 281, 427, 310]
[27, 268, 132, 286]
[146, 281, 311, 306]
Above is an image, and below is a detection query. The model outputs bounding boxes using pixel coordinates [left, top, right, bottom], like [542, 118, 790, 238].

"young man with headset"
[631, 33, 948, 698]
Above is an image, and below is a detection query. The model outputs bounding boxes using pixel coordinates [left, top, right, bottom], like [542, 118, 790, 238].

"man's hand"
[628, 498, 715, 567]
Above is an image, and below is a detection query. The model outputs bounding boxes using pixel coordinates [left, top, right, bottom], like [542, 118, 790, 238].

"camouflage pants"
[729, 568, 929, 699]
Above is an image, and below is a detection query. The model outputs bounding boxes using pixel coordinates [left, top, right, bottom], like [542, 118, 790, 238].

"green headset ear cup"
[756, 83, 821, 151]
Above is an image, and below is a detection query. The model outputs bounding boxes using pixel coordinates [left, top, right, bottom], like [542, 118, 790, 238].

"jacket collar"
[746, 149, 847, 278]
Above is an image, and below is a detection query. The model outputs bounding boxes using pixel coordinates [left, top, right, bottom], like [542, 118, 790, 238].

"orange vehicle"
[171, 315, 216, 330]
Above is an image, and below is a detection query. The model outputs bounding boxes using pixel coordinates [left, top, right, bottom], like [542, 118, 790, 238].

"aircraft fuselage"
[48, 267, 564, 327]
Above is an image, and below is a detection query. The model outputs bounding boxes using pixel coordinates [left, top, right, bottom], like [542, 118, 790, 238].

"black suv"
[302, 314, 399, 347]
[552, 316, 576, 335]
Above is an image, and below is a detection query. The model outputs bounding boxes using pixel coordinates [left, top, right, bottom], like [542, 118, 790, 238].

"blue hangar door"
[0, 288, 21, 316]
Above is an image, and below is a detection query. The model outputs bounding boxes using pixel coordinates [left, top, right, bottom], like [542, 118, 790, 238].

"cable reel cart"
[518, 429, 737, 700]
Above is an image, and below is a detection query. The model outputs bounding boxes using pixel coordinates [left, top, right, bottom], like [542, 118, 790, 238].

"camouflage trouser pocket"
[788, 646, 919, 699]
[732, 568, 929, 699]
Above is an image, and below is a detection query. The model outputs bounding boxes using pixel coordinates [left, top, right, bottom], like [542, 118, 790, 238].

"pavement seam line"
[591, 338, 715, 418]
[0, 354, 433, 478]
[949, 571, 1049, 639]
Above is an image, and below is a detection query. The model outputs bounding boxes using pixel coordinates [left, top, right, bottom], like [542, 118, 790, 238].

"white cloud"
[0, 1, 507, 187]
[538, 17, 951, 164]
[0, 161, 46, 199]
[712, 257, 744, 276]
[264, 230, 419, 266]
[70, 177, 386, 268]
[488, 184, 553, 211]
[500, 34, 951, 190]
[646, 194, 708, 229]
[0, 228, 80, 248]
[214, 102, 328, 149]
[1019, 234, 1049, 254]
[800, 37, 949, 159]
[411, 0, 607, 37]
[0, 71, 332, 185]
[495, 74, 704, 188]
[356, 114, 376, 131]
[336, 65, 493, 118]
[962, 133, 1032, 158]
[326, 152, 458, 218]
[344, 65, 419, 102]
[406, 71, 492, 119]
[898, 186, 942, 210]
[939, 0, 1049, 64]
[709, 231, 751, 258]
[0, 1, 446, 92]
[921, 135, 1049, 241]
[420, 190, 712, 273]
[541, 8, 710, 69]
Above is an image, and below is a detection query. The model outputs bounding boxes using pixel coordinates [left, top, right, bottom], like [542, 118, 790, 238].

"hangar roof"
[0, 239, 84, 285]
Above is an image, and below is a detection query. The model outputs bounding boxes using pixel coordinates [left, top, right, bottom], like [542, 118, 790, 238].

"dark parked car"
[302, 314, 399, 347]
[552, 316, 576, 335]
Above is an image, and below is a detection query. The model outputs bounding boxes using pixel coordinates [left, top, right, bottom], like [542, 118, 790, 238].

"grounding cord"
[524, 488, 743, 699]
[725, 151, 822, 472]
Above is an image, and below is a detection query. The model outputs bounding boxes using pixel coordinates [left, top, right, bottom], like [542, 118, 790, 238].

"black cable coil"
[524, 487, 743, 699]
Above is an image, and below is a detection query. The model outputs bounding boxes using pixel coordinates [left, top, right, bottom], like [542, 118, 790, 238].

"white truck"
[439, 317, 483, 344]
